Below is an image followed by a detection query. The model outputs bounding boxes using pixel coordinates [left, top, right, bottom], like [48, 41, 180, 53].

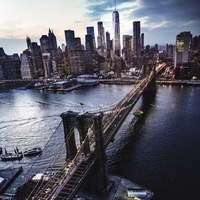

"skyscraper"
[87, 26, 96, 51]
[40, 35, 49, 53]
[64, 30, 75, 52]
[141, 33, 144, 51]
[106, 31, 112, 58]
[20, 50, 32, 79]
[192, 36, 200, 52]
[26, 36, 31, 51]
[31, 42, 45, 78]
[166, 44, 175, 59]
[122, 35, 133, 65]
[48, 29, 57, 51]
[175, 31, 192, 67]
[133, 21, 141, 57]
[97, 21, 106, 56]
[85, 35, 94, 52]
[112, 2, 121, 57]
[64, 30, 84, 75]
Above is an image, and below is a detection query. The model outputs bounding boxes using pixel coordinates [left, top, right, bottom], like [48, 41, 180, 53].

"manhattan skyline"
[0, 0, 199, 55]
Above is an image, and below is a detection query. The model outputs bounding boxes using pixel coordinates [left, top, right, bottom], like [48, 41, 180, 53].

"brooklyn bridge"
[14, 63, 165, 199]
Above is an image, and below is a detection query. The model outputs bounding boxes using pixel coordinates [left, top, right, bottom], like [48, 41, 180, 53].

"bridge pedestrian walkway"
[29, 120, 97, 200]
[31, 153, 96, 200]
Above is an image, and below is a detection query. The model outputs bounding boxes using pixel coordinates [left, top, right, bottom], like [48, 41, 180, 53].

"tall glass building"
[112, 9, 121, 57]
[133, 21, 141, 57]
[97, 22, 106, 56]
[64, 30, 75, 52]
[87, 27, 96, 51]
[48, 29, 57, 51]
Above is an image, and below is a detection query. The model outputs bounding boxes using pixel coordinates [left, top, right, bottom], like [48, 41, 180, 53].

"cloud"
[85, 0, 200, 45]
[146, 21, 169, 30]
[86, 0, 200, 27]
[86, 0, 139, 20]
[1, 0, 199, 54]
[131, 0, 200, 22]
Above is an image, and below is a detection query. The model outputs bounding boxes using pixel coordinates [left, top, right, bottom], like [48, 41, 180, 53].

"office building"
[0, 48, 22, 80]
[20, 50, 32, 79]
[122, 35, 133, 65]
[42, 53, 52, 78]
[0, 53, 22, 80]
[31, 42, 45, 79]
[53, 47, 69, 78]
[106, 31, 112, 58]
[97, 21, 106, 56]
[26, 36, 31, 51]
[192, 35, 200, 52]
[61, 44, 66, 52]
[175, 31, 192, 67]
[166, 44, 175, 59]
[112, 7, 121, 56]
[40, 35, 50, 53]
[133, 21, 141, 57]
[64, 30, 84, 75]
[64, 30, 75, 52]
[141, 33, 144, 52]
[48, 29, 57, 51]
[85, 34, 95, 53]
[87, 26, 96, 51]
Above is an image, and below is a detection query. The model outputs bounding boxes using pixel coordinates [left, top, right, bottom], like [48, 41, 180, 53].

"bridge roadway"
[29, 65, 164, 200]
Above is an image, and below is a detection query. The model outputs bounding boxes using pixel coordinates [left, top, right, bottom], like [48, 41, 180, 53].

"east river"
[0, 83, 200, 199]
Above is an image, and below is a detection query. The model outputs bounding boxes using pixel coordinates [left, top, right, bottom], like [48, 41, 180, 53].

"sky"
[0, 0, 199, 55]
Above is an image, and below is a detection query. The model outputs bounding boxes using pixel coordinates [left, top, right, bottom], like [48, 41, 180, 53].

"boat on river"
[77, 78, 99, 86]
[34, 82, 45, 88]
[1, 148, 23, 161]
[77, 74, 99, 86]
[133, 110, 144, 116]
[24, 147, 42, 156]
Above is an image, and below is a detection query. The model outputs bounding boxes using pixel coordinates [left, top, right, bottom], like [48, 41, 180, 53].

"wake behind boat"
[24, 147, 42, 156]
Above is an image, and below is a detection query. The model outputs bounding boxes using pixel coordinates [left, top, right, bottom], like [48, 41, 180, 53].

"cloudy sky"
[0, 0, 199, 54]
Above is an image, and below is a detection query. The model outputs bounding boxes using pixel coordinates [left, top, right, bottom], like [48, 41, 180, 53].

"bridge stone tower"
[145, 63, 156, 92]
[60, 111, 108, 195]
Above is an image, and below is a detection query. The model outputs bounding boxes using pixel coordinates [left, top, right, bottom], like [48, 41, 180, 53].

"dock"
[47, 84, 82, 93]
[0, 167, 23, 195]
[77, 175, 154, 200]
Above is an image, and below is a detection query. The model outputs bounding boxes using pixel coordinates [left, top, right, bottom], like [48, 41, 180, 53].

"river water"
[0, 83, 200, 199]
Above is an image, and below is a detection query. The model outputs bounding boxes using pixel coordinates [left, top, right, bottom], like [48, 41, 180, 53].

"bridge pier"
[145, 65, 156, 92]
[60, 111, 108, 195]
[85, 113, 108, 195]
[145, 76, 156, 92]
[60, 111, 78, 159]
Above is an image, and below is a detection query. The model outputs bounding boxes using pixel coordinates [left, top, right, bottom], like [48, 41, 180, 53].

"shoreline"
[156, 79, 200, 86]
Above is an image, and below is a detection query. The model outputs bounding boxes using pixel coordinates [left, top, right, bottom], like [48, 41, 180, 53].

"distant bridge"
[20, 63, 165, 200]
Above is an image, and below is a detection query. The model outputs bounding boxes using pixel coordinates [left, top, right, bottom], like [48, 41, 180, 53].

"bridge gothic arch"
[60, 111, 109, 195]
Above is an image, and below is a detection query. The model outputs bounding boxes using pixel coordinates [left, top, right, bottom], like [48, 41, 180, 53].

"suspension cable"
[26, 120, 79, 199]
